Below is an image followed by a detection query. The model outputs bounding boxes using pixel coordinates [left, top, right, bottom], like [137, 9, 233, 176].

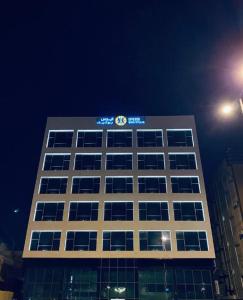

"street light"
[219, 98, 243, 117]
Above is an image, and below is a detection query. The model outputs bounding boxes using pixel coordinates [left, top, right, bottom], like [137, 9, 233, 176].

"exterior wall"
[23, 116, 215, 259]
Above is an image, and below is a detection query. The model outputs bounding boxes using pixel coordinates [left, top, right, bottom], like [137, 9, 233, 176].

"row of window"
[30, 230, 208, 252]
[43, 153, 197, 171]
[47, 129, 194, 148]
[35, 201, 204, 221]
[39, 176, 201, 194]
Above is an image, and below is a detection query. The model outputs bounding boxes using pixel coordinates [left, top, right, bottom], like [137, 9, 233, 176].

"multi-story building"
[210, 150, 243, 299]
[23, 115, 215, 300]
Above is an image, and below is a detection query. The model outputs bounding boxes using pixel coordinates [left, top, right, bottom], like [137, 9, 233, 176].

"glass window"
[107, 131, 132, 147]
[77, 131, 102, 147]
[106, 177, 133, 193]
[66, 231, 97, 251]
[139, 202, 169, 221]
[30, 231, 61, 251]
[43, 154, 70, 171]
[139, 231, 171, 251]
[138, 153, 164, 169]
[106, 154, 132, 170]
[47, 131, 73, 148]
[137, 130, 163, 147]
[167, 130, 193, 147]
[75, 154, 101, 170]
[138, 177, 166, 193]
[173, 202, 204, 221]
[176, 231, 208, 251]
[69, 202, 98, 221]
[35, 202, 64, 221]
[169, 153, 196, 170]
[39, 177, 67, 194]
[72, 177, 100, 194]
[103, 231, 133, 251]
[104, 202, 133, 221]
[171, 177, 200, 193]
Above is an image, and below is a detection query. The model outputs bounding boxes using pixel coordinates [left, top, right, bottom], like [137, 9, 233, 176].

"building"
[23, 115, 215, 300]
[209, 150, 243, 299]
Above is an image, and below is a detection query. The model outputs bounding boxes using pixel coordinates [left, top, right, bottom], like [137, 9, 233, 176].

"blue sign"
[96, 116, 145, 126]
[96, 117, 114, 125]
[127, 117, 145, 125]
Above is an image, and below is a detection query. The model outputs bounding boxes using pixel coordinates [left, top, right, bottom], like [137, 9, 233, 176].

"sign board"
[96, 116, 145, 126]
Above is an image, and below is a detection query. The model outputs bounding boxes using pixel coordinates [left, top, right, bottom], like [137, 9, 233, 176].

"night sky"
[0, 0, 243, 249]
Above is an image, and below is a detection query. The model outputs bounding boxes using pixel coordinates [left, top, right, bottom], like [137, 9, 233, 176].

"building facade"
[23, 115, 215, 300]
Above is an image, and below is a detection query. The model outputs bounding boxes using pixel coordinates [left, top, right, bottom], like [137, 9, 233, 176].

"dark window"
[39, 177, 67, 194]
[173, 202, 204, 221]
[169, 153, 196, 170]
[43, 154, 70, 171]
[66, 231, 97, 251]
[69, 202, 98, 221]
[138, 177, 166, 193]
[106, 154, 132, 170]
[35, 202, 64, 221]
[137, 130, 163, 147]
[167, 130, 193, 147]
[75, 154, 101, 170]
[47, 131, 73, 148]
[104, 202, 133, 221]
[140, 231, 171, 251]
[77, 131, 102, 147]
[107, 131, 132, 147]
[171, 177, 200, 193]
[138, 154, 164, 169]
[176, 231, 208, 251]
[139, 202, 169, 221]
[106, 177, 133, 193]
[72, 177, 100, 194]
[30, 231, 61, 251]
[103, 231, 133, 251]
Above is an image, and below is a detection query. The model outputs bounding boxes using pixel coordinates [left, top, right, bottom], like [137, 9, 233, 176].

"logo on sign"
[115, 115, 127, 126]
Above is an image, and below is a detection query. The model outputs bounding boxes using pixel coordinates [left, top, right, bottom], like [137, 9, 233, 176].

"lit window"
[65, 231, 97, 251]
[138, 153, 164, 170]
[139, 202, 169, 221]
[137, 130, 163, 147]
[69, 202, 98, 221]
[47, 131, 73, 148]
[39, 177, 68, 194]
[77, 131, 102, 147]
[171, 177, 200, 193]
[106, 177, 133, 193]
[169, 153, 196, 170]
[176, 231, 208, 251]
[104, 202, 133, 221]
[173, 202, 204, 221]
[35, 202, 64, 221]
[75, 154, 101, 170]
[107, 130, 132, 147]
[72, 177, 100, 194]
[138, 177, 166, 193]
[43, 154, 70, 171]
[106, 154, 132, 170]
[103, 231, 133, 251]
[167, 130, 193, 147]
[30, 231, 61, 251]
[139, 231, 171, 251]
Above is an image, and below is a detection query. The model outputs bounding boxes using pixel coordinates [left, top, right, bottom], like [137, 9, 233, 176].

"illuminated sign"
[96, 116, 145, 126]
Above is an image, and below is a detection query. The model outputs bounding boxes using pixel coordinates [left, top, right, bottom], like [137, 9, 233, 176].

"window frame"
[106, 129, 133, 148]
[29, 230, 62, 251]
[104, 201, 134, 221]
[173, 201, 204, 221]
[105, 176, 133, 194]
[46, 130, 74, 148]
[138, 176, 167, 193]
[139, 230, 172, 251]
[76, 130, 103, 148]
[136, 129, 164, 147]
[168, 152, 197, 170]
[42, 153, 71, 171]
[74, 153, 102, 170]
[166, 129, 194, 147]
[71, 176, 101, 194]
[170, 176, 201, 194]
[176, 230, 209, 251]
[102, 230, 134, 251]
[38, 176, 68, 194]
[138, 201, 169, 221]
[105, 153, 133, 170]
[34, 201, 65, 221]
[68, 201, 99, 221]
[137, 152, 165, 170]
[65, 230, 97, 251]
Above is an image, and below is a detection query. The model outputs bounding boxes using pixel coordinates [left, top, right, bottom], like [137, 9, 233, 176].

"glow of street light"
[221, 103, 234, 115]
[161, 235, 167, 242]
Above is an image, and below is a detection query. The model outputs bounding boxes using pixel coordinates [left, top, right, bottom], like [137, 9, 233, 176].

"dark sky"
[0, 0, 243, 249]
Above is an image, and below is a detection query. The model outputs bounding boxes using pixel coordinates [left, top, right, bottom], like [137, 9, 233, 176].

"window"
[43, 154, 70, 171]
[106, 154, 132, 170]
[173, 202, 204, 221]
[72, 177, 100, 194]
[137, 153, 164, 170]
[176, 231, 208, 251]
[140, 231, 171, 251]
[171, 177, 200, 193]
[77, 130, 102, 147]
[104, 202, 133, 221]
[35, 202, 64, 221]
[47, 131, 73, 148]
[169, 153, 196, 169]
[167, 129, 193, 147]
[137, 130, 163, 147]
[30, 231, 61, 251]
[106, 177, 133, 193]
[39, 177, 67, 194]
[75, 154, 101, 170]
[139, 202, 169, 221]
[107, 130, 132, 147]
[69, 202, 98, 221]
[103, 231, 133, 251]
[138, 177, 166, 193]
[65, 231, 97, 251]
